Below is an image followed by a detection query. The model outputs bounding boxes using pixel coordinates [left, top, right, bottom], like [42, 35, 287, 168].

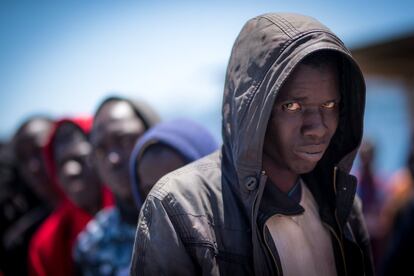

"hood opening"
[221, 15, 365, 198]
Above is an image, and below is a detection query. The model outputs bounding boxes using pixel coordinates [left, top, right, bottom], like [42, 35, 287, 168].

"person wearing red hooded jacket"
[28, 117, 113, 276]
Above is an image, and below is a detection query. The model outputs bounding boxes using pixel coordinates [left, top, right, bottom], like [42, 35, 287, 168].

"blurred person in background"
[380, 136, 414, 275]
[130, 13, 374, 275]
[13, 116, 58, 210]
[73, 97, 159, 275]
[379, 136, 414, 251]
[75, 118, 217, 275]
[356, 140, 386, 270]
[0, 138, 49, 275]
[28, 117, 113, 276]
[0, 116, 57, 275]
[381, 198, 414, 276]
[130, 118, 218, 208]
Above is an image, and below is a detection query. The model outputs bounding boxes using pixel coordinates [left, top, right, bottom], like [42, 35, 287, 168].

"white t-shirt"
[265, 180, 337, 276]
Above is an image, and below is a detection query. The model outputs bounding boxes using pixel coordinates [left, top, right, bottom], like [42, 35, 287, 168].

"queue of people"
[1, 96, 218, 276]
[0, 12, 412, 276]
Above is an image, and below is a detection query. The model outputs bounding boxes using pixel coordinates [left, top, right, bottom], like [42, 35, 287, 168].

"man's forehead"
[275, 63, 340, 100]
[55, 139, 91, 161]
[17, 126, 52, 149]
[19, 120, 52, 139]
[94, 100, 138, 126]
[91, 116, 145, 145]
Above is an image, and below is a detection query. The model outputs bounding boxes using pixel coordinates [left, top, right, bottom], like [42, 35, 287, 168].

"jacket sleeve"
[130, 195, 197, 276]
[349, 196, 375, 276]
[28, 240, 47, 276]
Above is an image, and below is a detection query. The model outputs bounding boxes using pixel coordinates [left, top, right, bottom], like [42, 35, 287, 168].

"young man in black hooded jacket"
[131, 13, 374, 276]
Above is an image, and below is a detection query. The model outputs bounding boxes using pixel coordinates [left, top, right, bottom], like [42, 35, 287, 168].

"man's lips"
[294, 144, 327, 162]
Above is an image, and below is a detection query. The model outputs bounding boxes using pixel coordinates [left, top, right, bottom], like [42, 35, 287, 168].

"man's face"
[54, 127, 101, 211]
[137, 145, 186, 200]
[14, 119, 54, 202]
[91, 100, 145, 202]
[263, 63, 340, 177]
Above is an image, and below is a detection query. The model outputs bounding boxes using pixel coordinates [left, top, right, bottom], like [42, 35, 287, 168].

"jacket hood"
[43, 116, 113, 208]
[93, 96, 161, 130]
[129, 118, 218, 208]
[221, 13, 365, 198]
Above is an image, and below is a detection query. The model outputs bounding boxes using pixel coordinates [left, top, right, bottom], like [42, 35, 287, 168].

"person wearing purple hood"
[129, 118, 218, 210]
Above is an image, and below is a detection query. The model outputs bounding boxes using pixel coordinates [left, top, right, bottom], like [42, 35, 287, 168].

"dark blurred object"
[356, 140, 386, 272]
[13, 116, 59, 208]
[381, 136, 414, 276]
[380, 136, 414, 239]
[351, 31, 414, 126]
[381, 198, 414, 276]
[351, 30, 414, 78]
[358, 140, 381, 212]
[0, 141, 49, 276]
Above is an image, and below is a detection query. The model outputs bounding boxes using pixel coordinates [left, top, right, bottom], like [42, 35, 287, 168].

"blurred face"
[54, 126, 101, 212]
[263, 63, 340, 179]
[137, 145, 186, 199]
[14, 119, 55, 203]
[91, 100, 146, 203]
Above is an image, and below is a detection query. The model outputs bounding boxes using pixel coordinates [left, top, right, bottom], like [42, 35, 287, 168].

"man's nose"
[301, 108, 326, 139]
[107, 151, 122, 167]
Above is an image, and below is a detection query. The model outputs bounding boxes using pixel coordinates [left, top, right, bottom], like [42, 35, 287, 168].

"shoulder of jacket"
[148, 152, 222, 201]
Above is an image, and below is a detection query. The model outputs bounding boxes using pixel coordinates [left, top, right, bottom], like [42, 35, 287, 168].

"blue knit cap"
[129, 118, 218, 209]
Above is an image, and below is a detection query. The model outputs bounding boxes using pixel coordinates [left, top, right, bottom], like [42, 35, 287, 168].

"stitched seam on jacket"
[168, 212, 251, 232]
[274, 14, 300, 37]
[272, 14, 296, 37]
[260, 15, 293, 39]
[149, 162, 220, 199]
[137, 197, 152, 276]
[162, 194, 197, 241]
[261, 14, 294, 37]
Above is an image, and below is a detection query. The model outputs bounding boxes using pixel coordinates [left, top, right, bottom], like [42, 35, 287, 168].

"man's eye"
[322, 101, 337, 109]
[282, 102, 301, 111]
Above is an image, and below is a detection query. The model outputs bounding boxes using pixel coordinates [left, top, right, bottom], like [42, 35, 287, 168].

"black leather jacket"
[131, 13, 374, 276]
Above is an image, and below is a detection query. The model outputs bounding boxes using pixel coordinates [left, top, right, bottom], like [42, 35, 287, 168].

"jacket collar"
[257, 178, 304, 229]
[257, 166, 357, 232]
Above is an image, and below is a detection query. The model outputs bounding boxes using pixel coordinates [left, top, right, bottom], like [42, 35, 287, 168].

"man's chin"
[294, 161, 318, 174]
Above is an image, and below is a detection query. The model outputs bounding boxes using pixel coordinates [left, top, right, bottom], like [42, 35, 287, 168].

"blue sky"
[1, 0, 414, 173]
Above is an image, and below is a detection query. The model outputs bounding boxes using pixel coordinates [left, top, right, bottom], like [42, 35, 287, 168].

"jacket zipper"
[260, 170, 282, 276]
[330, 166, 348, 276]
[263, 224, 281, 276]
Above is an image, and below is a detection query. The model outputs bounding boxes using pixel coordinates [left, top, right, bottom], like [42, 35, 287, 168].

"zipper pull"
[333, 166, 338, 194]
